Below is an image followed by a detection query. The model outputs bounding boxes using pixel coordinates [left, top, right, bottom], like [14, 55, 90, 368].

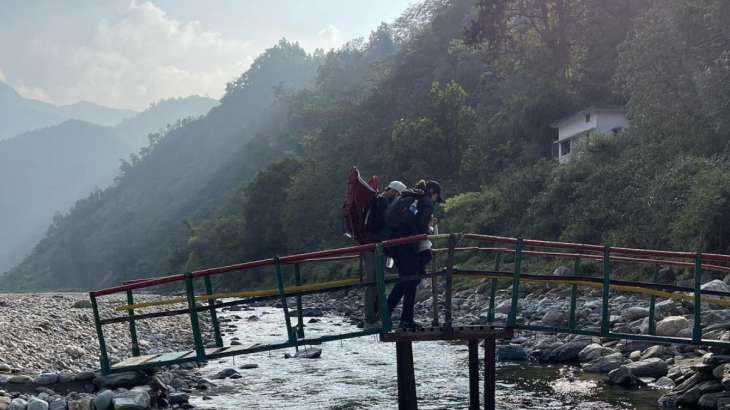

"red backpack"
[342, 167, 377, 244]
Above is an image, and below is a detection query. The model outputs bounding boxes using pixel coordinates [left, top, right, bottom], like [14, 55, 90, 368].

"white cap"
[387, 180, 407, 193]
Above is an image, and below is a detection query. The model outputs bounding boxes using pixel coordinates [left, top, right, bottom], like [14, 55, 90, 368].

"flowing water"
[190, 307, 662, 409]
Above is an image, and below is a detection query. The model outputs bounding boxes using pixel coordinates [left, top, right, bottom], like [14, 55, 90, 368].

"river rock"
[8, 398, 27, 410]
[699, 391, 730, 409]
[541, 310, 567, 326]
[679, 380, 724, 406]
[702, 353, 730, 367]
[71, 300, 92, 309]
[582, 352, 625, 373]
[212, 368, 239, 379]
[94, 390, 114, 410]
[608, 366, 644, 387]
[656, 316, 690, 337]
[0, 397, 11, 410]
[112, 390, 150, 410]
[641, 345, 673, 360]
[27, 398, 48, 410]
[496, 345, 528, 361]
[494, 300, 511, 314]
[35, 374, 59, 385]
[541, 338, 592, 363]
[238, 364, 258, 370]
[629, 351, 641, 361]
[294, 348, 322, 359]
[552, 266, 571, 276]
[578, 344, 616, 362]
[64, 346, 85, 359]
[654, 376, 675, 389]
[94, 371, 146, 388]
[625, 358, 668, 378]
[48, 399, 65, 410]
[8, 375, 33, 384]
[702, 279, 730, 293]
[168, 393, 189, 405]
[67, 397, 93, 410]
[622, 307, 650, 322]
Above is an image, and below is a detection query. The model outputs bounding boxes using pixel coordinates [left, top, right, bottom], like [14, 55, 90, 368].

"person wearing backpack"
[385, 180, 443, 329]
[360, 180, 406, 329]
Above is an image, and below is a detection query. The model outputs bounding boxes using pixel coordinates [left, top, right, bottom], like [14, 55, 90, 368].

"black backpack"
[385, 195, 420, 239]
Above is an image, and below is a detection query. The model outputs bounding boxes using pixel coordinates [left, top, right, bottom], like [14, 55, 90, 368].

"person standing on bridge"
[361, 180, 407, 329]
[385, 180, 443, 329]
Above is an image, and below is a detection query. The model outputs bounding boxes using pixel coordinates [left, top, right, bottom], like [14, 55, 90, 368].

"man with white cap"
[360, 180, 406, 328]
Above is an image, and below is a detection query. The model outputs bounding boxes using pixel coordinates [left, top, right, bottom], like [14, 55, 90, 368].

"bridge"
[89, 233, 730, 409]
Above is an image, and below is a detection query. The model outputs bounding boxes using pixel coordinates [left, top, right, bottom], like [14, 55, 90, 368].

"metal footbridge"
[89, 233, 730, 409]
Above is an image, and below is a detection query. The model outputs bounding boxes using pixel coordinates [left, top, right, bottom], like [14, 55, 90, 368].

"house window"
[560, 140, 571, 156]
[585, 113, 591, 123]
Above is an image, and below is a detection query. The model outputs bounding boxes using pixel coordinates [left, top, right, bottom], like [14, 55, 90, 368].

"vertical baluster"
[507, 239, 523, 328]
[693, 253, 703, 344]
[601, 246, 611, 337]
[375, 244, 392, 332]
[203, 275, 223, 348]
[568, 258, 579, 330]
[126, 290, 141, 356]
[185, 274, 206, 361]
[294, 263, 305, 339]
[274, 257, 296, 344]
[487, 253, 501, 323]
[445, 234, 456, 327]
[648, 264, 658, 335]
[90, 293, 111, 373]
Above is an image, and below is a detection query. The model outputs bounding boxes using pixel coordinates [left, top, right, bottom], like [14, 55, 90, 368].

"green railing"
[89, 233, 730, 373]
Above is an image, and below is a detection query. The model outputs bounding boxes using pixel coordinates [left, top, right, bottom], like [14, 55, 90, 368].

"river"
[189, 306, 662, 409]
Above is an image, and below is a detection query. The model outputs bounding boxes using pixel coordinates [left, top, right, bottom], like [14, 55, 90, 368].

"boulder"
[608, 366, 644, 387]
[701, 279, 730, 293]
[713, 363, 730, 379]
[238, 364, 259, 370]
[581, 352, 625, 373]
[496, 345, 529, 361]
[641, 345, 674, 360]
[72, 300, 92, 308]
[292, 308, 324, 317]
[8, 399, 27, 410]
[698, 391, 730, 409]
[48, 399, 66, 410]
[552, 266, 572, 276]
[212, 368, 239, 380]
[35, 374, 59, 385]
[625, 358, 668, 378]
[622, 307, 650, 322]
[64, 346, 86, 359]
[94, 371, 146, 389]
[168, 393, 189, 405]
[541, 310, 567, 326]
[112, 390, 150, 410]
[541, 338, 592, 363]
[702, 353, 730, 367]
[679, 380, 724, 407]
[494, 301, 511, 314]
[653, 376, 675, 390]
[94, 390, 114, 410]
[67, 397, 93, 410]
[8, 375, 33, 384]
[27, 398, 48, 410]
[294, 348, 322, 359]
[656, 316, 690, 337]
[656, 267, 676, 284]
[629, 351, 641, 361]
[578, 343, 615, 363]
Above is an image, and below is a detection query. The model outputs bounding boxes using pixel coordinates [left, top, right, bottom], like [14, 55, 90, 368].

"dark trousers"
[387, 247, 430, 323]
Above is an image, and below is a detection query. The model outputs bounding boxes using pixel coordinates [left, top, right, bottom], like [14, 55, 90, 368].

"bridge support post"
[395, 341, 418, 410]
[274, 257, 296, 345]
[445, 234, 456, 327]
[507, 239, 523, 328]
[468, 339, 479, 409]
[484, 337, 496, 410]
[693, 253, 703, 344]
[601, 246, 611, 337]
[649, 264, 659, 335]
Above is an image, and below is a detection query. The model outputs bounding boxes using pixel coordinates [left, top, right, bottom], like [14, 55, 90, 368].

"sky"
[0, 0, 413, 110]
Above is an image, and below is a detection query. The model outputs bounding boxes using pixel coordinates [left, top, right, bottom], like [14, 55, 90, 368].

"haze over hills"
[0, 81, 137, 140]
[0, 92, 218, 273]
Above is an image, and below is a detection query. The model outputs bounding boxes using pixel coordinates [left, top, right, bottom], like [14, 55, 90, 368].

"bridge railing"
[89, 232, 730, 373]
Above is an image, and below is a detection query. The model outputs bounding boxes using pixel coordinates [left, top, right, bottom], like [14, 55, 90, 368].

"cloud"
[17, 1, 253, 110]
[0, 67, 6, 83]
[317, 24, 343, 50]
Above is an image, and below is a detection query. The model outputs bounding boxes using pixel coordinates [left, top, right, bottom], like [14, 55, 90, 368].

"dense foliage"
[4, 0, 730, 291]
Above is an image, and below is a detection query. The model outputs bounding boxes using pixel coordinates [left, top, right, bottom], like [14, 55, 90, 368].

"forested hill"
[4, 0, 730, 291]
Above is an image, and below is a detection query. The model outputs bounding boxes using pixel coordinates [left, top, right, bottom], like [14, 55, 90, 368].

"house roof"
[549, 105, 626, 128]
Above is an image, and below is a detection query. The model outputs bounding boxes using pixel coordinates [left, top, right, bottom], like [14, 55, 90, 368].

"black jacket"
[387, 189, 434, 239]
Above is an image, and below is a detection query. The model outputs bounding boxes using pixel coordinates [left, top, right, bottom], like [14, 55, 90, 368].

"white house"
[551, 106, 628, 163]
